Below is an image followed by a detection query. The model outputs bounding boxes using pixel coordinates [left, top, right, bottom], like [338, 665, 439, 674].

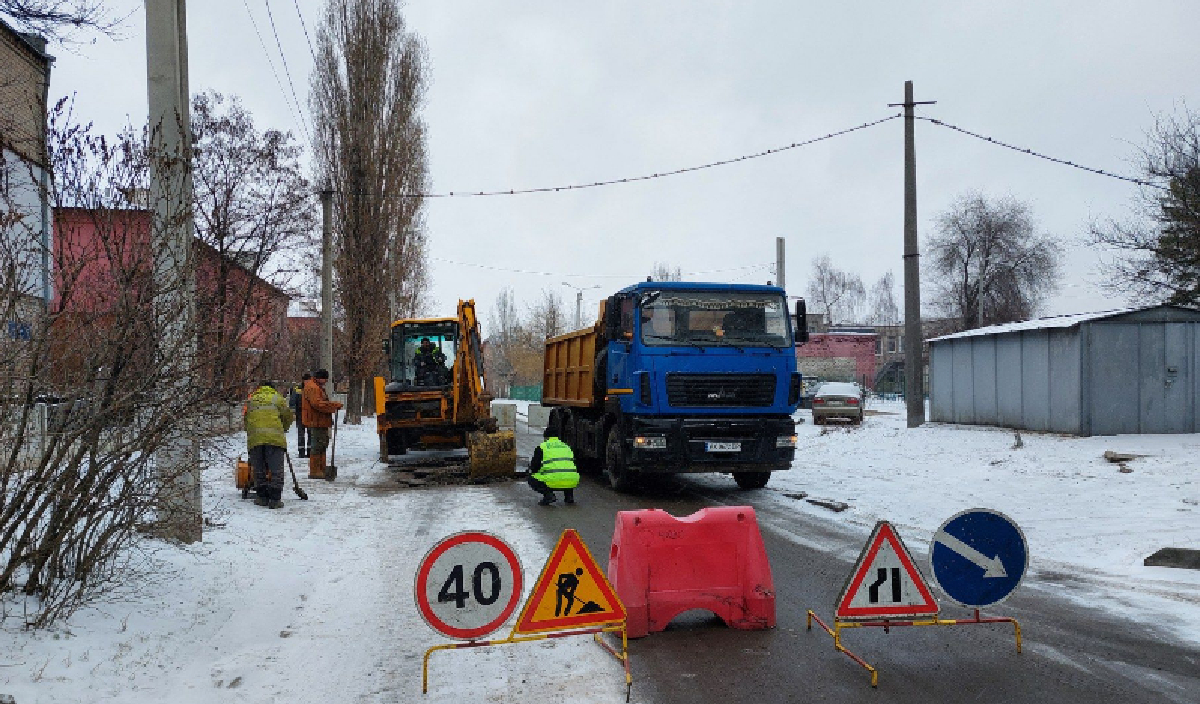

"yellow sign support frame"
[806, 609, 1022, 687]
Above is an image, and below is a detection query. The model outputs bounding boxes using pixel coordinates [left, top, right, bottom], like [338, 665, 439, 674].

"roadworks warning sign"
[513, 529, 626, 634]
[835, 521, 939, 621]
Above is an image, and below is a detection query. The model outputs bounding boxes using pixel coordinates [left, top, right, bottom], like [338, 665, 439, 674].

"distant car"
[812, 382, 864, 425]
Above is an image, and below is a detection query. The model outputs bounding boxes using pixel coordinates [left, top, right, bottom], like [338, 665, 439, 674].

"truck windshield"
[390, 321, 458, 387]
[638, 290, 793, 348]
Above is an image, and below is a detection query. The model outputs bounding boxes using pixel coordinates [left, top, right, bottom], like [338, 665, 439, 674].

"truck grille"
[665, 373, 776, 407]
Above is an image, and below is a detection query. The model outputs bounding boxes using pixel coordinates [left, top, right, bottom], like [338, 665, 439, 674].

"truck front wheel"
[604, 426, 635, 492]
[733, 471, 771, 489]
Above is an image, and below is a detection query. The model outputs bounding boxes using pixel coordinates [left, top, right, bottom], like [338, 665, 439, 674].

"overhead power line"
[430, 256, 773, 280]
[263, 0, 313, 143]
[292, 0, 318, 60]
[915, 116, 1166, 191]
[240, 0, 311, 145]
[378, 114, 902, 198]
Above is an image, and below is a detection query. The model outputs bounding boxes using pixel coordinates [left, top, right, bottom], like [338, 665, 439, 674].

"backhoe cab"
[374, 300, 516, 477]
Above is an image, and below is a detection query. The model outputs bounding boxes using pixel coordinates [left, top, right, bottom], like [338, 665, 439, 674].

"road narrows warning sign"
[835, 521, 939, 621]
[513, 529, 625, 634]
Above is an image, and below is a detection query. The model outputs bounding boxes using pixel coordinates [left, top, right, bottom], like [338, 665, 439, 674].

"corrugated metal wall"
[1084, 321, 1200, 435]
[931, 307, 1200, 435]
[931, 330, 1082, 433]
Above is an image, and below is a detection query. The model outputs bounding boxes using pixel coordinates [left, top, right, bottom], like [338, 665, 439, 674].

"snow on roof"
[929, 308, 1138, 342]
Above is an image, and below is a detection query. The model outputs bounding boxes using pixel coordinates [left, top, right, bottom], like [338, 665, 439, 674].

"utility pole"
[890, 81, 936, 429]
[775, 237, 786, 292]
[146, 0, 200, 543]
[320, 186, 334, 373]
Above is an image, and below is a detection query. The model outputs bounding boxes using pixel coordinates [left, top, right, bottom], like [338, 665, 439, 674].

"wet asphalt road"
[506, 422, 1200, 704]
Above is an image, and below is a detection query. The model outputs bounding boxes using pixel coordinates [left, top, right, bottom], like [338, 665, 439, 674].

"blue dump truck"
[542, 281, 807, 490]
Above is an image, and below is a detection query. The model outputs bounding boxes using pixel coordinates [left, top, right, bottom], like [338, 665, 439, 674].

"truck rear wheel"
[604, 426, 634, 492]
[733, 471, 771, 489]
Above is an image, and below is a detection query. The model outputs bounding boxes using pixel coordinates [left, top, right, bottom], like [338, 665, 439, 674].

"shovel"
[284, 452, 309, 500]
[326, 409, 339, 481]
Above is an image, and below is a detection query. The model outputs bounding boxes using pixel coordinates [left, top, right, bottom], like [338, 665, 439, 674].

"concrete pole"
[146, 0, 201, 543]
[775, 236, 786, 292]
[575, 290, 582, 329]
[320, 186, 334, 373]
[894, 80, 935, 428]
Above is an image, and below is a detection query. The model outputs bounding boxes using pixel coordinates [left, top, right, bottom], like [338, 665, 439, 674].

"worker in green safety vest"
[528, 426, 580, 506]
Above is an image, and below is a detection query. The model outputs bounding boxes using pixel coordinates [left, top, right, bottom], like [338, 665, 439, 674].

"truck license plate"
[705, 441, 741, 453]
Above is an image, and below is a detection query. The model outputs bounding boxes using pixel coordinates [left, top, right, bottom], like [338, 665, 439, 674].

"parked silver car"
[811, 382, 864, 425]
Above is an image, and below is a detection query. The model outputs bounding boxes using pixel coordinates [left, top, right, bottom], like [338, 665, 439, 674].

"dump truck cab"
[543, 281, 807, 490]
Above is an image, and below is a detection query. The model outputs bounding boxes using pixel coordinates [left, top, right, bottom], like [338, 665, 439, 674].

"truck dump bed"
[542, 326, 600, 408]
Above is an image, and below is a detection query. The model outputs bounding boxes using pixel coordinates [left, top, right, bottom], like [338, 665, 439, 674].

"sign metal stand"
[421, 529, 633, 701]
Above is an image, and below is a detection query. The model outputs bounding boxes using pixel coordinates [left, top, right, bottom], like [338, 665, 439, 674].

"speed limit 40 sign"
[415, 531, 524, 640]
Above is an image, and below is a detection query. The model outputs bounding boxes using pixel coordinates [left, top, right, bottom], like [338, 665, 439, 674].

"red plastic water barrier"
[607, 506, 775, 639]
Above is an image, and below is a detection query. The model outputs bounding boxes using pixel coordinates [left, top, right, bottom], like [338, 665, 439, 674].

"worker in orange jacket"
[302, 368, 343, 479]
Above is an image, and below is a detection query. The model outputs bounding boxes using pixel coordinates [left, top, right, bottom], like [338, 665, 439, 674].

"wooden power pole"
[146, 0, 201, 542]
[890, 81, 935, 429]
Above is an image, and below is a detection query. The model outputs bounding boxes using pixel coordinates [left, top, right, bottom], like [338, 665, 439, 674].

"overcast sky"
[44, 0, 1200, 331]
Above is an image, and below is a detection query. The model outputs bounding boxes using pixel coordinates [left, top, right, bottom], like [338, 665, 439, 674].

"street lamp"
[562, 282, 602, 329]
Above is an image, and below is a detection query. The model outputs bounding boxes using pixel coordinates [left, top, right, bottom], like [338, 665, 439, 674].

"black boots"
[256, 487, 284, 508]
[564, 489, 576, 505]
[538, 493, 556, 506]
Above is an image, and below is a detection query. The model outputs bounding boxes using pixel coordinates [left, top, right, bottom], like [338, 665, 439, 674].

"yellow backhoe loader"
[374, 300, 516, 477]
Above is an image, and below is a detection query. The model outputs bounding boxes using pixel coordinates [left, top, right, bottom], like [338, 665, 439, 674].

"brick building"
[0, 20, 52, 386]
[53, 208, 292, 389]
[795, 332, 878, 389]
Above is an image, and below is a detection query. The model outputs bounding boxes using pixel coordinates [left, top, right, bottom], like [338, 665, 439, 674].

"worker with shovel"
[245, 381, 294, 508]
[302, 369, 342, 480]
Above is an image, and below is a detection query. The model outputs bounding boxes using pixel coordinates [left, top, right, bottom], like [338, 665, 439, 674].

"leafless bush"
[0, 102, 242, 626]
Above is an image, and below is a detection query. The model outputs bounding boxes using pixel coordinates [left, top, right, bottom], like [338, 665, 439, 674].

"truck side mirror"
[603, 296, 620, 339]
[795, 299, 809, 344]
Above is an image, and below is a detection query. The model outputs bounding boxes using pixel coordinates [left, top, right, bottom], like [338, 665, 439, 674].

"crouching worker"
[528, 427, 579, 506]
[245, 381, 294, 509]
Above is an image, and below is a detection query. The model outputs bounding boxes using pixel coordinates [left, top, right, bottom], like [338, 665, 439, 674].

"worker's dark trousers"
[249, 444, 285, 501]
[528, 475, 574, 504]
[296, 421, 308, 457]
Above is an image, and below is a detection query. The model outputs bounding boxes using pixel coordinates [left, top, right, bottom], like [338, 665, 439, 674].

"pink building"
[796, 332, 878, 389]
[52, 207, 291, 386]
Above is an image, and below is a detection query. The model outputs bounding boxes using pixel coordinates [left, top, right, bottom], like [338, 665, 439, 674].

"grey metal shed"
[928, 305, 1200, 435]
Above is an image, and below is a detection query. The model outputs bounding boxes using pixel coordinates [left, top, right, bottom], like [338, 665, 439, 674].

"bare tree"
[1093, 106, 1200, 306]
[807, 254, 865, 325]
[0, 1, 123, 41]
[526, 289, 567, 343]
[191, 90, 314, 388]
[0, 103, 244, 626]
[928, 193, 1061, 329]
[649, 261, 681, 282]
[311, 0, 430, 423]
[867, 271, 899, 325]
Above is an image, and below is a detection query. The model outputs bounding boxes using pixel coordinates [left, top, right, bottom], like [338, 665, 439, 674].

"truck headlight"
[776, 435, 797, 448]
[634, 435, 667, 450]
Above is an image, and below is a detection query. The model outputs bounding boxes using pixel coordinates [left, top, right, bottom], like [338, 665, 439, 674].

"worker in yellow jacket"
[528, 426, 580, 506]
[245, 381, 294, 508]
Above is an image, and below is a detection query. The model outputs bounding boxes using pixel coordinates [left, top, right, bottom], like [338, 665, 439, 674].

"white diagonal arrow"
[934, 530, 1007, 578]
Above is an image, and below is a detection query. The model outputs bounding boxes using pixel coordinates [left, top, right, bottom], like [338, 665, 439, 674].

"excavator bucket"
[467, 430, 517, 479]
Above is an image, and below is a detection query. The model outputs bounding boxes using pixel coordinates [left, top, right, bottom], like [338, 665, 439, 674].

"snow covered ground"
[765, 399, 1200, 644]
[1, 397, 1197, 702]
[0, 411, 630, 704]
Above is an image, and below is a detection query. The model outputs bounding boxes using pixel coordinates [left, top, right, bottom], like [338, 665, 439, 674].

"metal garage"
[928, 305, 1200, 435]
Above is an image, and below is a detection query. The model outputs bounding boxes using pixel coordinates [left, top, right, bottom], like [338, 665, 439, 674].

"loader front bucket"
[467, 430, 516, 479]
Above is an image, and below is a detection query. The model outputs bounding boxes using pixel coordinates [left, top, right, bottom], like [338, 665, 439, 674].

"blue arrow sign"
[930, 509, 1027, 608]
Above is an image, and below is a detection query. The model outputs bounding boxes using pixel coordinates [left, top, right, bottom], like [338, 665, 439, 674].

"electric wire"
[240, 0, 311, 145]
[915, 116, 1166, 191]
[375, 114, 902, 198]
[292, 0, 318, 60]
[430, 256, 773, 280]
[263, 0, 314, 144]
